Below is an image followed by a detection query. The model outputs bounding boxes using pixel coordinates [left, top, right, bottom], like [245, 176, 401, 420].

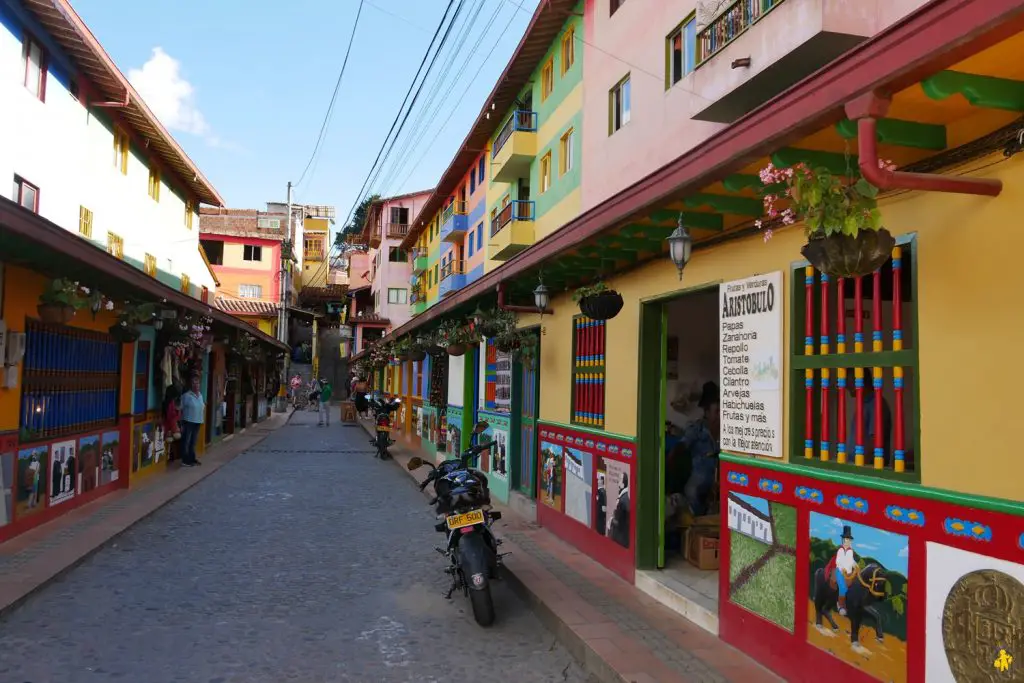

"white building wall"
[0, 10, 213, 293]
[727, 498, 774, 544]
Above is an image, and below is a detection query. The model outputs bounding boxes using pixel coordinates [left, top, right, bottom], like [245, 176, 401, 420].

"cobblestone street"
[0, 410, 589, 683]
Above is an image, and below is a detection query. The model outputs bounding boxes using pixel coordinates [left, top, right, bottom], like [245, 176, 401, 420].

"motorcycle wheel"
[469, 584, 495, 627]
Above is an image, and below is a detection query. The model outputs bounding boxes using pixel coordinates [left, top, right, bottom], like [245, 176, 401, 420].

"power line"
[294, 0, 367, 188]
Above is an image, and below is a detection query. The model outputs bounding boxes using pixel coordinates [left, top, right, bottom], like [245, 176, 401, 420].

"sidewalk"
[359, 419, 782, 683]
[0, 409, 293, 617]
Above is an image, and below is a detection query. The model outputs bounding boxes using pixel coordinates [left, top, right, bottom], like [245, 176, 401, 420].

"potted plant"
[438, 319, 479, 356]
[393, 337, 412, 361]
[422, 330, 447, 358]
[573, 281, 623, 321]
[472, 306, 516, 339]
[408, 337, 427, 362]
[37, 278, 86, 323]
[758, 161, 895, 278]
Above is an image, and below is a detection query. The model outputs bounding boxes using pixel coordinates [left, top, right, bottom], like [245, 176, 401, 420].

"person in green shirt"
[317, 378, 333, 426]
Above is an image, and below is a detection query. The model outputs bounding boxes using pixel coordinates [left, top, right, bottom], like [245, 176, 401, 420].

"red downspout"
[845, 91, 1002, 197]
[496, 282, 553, 314]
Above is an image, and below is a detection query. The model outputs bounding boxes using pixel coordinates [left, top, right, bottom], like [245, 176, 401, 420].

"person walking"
[317, 378, 333, 426]
[180, 375, 206, 467]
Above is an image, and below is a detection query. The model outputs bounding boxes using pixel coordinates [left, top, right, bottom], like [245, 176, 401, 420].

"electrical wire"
[294, 0, 367, 189]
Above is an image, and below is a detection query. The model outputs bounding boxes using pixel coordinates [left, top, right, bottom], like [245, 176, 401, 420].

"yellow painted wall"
[427, 212, 442, 302]
[0, 266, 119, 431]
[222, 242, 273, 270]
[526, 153, 1024, 502]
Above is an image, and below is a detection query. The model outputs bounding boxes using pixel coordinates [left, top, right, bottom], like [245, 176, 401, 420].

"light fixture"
[666, 213, 693, 281]
[154, 319, 164, 330]
[533, 282, 550, 312]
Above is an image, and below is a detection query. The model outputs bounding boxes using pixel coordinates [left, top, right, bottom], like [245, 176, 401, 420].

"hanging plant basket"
[446, 343, 467, 357]
[495, 337, 521, 353]
[108, 323, 141, 343]
[37, 304, 76, 324]
[579, 291, 624, 321]
[801, 228, 896, 279]
[409, 349, 426, 362]
[427, 344, 446, 357]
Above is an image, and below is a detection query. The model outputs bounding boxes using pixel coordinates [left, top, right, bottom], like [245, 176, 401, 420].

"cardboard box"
[687, 528, 720, 570]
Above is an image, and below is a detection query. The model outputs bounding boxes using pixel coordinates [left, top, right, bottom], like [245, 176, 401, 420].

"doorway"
[636, 285, 722, 632]
[512, 327, 540, 497]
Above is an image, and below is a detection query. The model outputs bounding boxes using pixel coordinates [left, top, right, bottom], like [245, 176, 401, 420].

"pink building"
[361, 190, 432, 328]
[580, 0, 929, 211]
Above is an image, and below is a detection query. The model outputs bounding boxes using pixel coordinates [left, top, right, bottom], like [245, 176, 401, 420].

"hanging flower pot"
[37, 303, 76, 324]
[446, 343, 467, 356]
[494, 335, 521, 353]
[409, 349, 426, 362]
[108, 323, 141, 343]
[801, 228, 896, 279]
[758, 162, 895, 278]
[573, 282, 623, 321]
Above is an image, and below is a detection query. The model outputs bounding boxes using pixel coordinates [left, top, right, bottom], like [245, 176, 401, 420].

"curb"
[0, 410, 293, 620]
[354, 420, 617, 683]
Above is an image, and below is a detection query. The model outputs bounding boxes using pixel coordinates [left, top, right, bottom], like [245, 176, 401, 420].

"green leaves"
[769, 164, 883, 240]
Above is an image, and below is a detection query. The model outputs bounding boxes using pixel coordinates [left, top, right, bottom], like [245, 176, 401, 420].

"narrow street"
[0, 410, 589, 683]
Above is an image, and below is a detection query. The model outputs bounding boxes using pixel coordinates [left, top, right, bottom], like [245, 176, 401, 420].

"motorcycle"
[367, 394, 401, 459]
[407, 421, 506, 627]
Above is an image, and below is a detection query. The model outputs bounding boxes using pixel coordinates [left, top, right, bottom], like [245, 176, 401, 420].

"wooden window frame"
[559, 128, 574, 176]
[22, 35, 46, 101]
[144, 253, 157, 277]
[561, 26, 575, 75]
[148, 165, 161, 202]
[185, 199, 195, 229]
[789, 235, 921, 482]
[79, 206, 93, 237]
[113, 127, 130, 175]
[13, 175, 39, 213]
[106, 232, 124, 259]
[541, 57, 554, 102]
[540, 151, 552, 193]
[180, 273, 191, 294]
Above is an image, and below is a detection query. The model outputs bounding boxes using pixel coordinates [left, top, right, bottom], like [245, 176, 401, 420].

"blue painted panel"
[465, 263, 484, 285]
[439, 273, 467, 297]
[440, 213, 469, 242]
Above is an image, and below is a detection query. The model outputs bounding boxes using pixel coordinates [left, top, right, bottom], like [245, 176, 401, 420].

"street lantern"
[666, 213, 693, 280]
[533, 282, 550, 312]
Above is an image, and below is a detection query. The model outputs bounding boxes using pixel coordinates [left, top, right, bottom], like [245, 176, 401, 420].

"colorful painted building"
[298, 206, 335, 290]
[358, 0, 1024, 681]
[0, 0, 285, 543]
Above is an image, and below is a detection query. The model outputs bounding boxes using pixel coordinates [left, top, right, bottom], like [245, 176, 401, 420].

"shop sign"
[719, 271, 783, 458]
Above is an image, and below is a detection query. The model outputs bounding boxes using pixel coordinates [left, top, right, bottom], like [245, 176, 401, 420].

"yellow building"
[300, 211, 334, 289]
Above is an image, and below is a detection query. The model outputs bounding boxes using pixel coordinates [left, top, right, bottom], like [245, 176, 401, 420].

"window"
[667, 17, 697, 86]
[185, 199, 194, 229]
[77, 206, 94, 237]
[610, 0, 625, 15]
[113, 127, 129, 175]
[257, 217, 281, 229]
[243, 244, 263, 262]
[201, 239, 225, 265]
[791, 239, 919, 478]
[148, 165, 160, 201]
[610, 75, 631, 133]
[478, 157, 485, 184]
[180, 273, 191, 294]
[541, 58, 554, 101]
[239, 284, 262, 299]
[468, 232, 475, 257]
[470, 170, 476, 194]
[559, 128, 575, 176]
[388, 247, 408, 263]
[304, 237, 324, 261]
[476, 224, 483, 251]
[22, 37, 45, 100]
[387, 288, 408, 305]
[572, 315, 607, 428]
[540, 152, 552, 193]
[12, 175, 39, 212]
[561, 26, 575, 74]
[107, 232, 124, 259]
[144, 253, 157, 277]
[484, 340, 513, 413]
[433, 265, 439, 284]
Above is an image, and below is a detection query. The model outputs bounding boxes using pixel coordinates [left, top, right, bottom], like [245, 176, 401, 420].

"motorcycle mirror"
[474, 420, 490, 434]
[407, 457, 424, 470]
[394, 397, 401, 404]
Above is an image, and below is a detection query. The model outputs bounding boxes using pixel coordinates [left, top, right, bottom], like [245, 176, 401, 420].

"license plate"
[377, 426, 391, 432]
[446, 509, 484, 530]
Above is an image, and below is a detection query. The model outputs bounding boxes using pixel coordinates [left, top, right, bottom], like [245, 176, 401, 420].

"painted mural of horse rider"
[824, 525, 858, 616]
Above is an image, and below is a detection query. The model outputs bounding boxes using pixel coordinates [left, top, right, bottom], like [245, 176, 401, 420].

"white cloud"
[128, 47, 212, 140]
[899, 544, 910, 558]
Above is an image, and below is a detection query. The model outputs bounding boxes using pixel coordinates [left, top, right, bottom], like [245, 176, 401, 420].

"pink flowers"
[878, 158, 896, 172]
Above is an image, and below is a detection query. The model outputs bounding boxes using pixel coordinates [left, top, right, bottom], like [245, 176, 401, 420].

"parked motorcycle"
[367, 394, 401, 459]
[407, 421, 506, 627]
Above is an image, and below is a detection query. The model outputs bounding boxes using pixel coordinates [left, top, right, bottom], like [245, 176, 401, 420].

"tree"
[342, 194, 380, 237]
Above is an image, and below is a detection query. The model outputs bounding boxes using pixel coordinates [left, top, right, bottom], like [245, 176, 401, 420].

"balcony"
[439, 201, 469, 244]
[438, 259, 466, 298]
[369, 222, 382, 248]
[491, 111, 538, 184]
[412, 300, 427, 315]
[489, 201, 536, 261]
[691, 0, 871, 124]
[411, 249, 428, 274]
[386, 222, 410, 239]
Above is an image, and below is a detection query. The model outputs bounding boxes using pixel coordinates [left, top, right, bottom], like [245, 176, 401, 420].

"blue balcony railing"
[492, 110, 538, 159]
[490, 200, 536, 237]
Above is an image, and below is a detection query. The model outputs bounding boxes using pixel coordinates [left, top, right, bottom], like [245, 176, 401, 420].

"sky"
[71, 0, 541, 235]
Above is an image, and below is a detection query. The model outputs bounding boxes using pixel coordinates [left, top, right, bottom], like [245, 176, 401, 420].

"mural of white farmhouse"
[728, 493, 774, 544]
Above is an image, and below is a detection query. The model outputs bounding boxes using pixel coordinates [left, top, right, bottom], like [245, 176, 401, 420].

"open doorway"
[636, 286, 721, 632]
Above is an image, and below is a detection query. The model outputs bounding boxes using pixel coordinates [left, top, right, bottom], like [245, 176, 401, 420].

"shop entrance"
[636, 286, 721, 632]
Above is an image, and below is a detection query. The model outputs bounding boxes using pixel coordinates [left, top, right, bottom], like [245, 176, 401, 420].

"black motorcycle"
[367, 394, 401, 459]
[407, 421, 506, 627]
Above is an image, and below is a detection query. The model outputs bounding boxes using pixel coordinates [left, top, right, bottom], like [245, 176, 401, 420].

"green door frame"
[511, 326, 541, 496]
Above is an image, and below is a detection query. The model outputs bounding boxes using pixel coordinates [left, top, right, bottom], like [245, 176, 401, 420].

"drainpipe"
[844, 91, 1002, 197]
[496, 282, 553, 314]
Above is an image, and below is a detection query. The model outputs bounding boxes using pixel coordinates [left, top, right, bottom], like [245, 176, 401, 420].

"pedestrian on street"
[180, 375, 206, 467]
[317, 378, 333, 426]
